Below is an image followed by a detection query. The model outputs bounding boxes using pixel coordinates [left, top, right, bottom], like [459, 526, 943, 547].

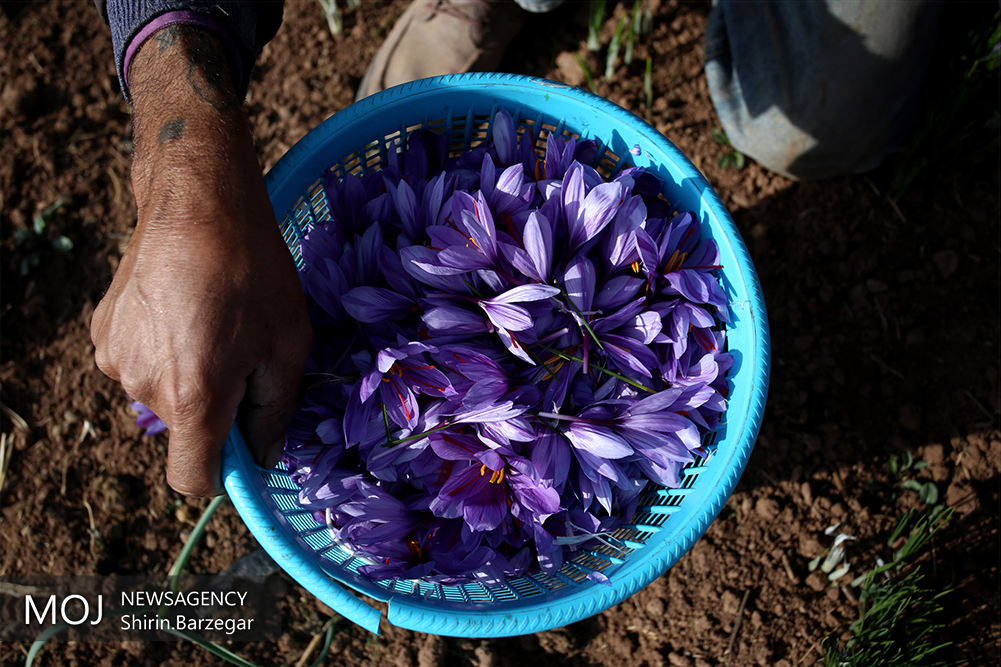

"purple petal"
[593, 275, 644, 312]
[422, 305, 488, 334]
[564, 423, 633, 459]
[563, 254, 596, 314]
[479, 301, 533, 331]
[438, 245, 494, 271]
[392, 179, 421, 240]
[486, 283, 560, 305]
[587, 571, 611, 586]
[380, 374, 419, 430]
[602, 333, 658, 378]
[571, 181, 626, 249]
[342, 286, 414, 323]
[492, 108, 517, 165]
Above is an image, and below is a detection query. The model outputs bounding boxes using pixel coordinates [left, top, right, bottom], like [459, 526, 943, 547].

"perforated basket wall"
[221, 73, 770, 638]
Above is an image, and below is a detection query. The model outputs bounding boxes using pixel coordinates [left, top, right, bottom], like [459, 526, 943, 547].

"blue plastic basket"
[221, 73, 770, 638]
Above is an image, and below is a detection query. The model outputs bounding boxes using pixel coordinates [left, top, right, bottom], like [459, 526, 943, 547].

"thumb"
[165, 383, 244, 497]
[239, 352, 307, 470]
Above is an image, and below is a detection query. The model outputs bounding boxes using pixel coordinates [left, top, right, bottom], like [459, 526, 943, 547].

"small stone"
[866, 279, 888, 293]
[932, 250, 959, 278]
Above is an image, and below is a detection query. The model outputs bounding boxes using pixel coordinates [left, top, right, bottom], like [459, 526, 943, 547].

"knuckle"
[93, 346, 117, 380]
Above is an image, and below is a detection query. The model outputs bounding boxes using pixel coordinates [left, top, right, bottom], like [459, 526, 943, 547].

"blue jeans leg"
[704, 0, 942, 180]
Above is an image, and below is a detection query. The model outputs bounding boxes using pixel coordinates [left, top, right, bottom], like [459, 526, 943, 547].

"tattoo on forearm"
[132, 25, 239, 113]
[186, 36, 239, 112]
[158, 118, 186, 144]
[153, 25, 179, 52]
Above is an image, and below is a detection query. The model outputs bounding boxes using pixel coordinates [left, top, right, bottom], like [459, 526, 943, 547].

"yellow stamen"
[480, 464, 488, 476]
[664, 249, 689, 273]
[631, 261, 641, 273]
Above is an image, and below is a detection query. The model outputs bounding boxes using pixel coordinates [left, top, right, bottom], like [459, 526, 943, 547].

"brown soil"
[1, 1, 998, 666]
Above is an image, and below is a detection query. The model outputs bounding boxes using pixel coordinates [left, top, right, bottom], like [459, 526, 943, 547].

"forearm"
[92, 22, 309, 496]
[128, 25, 258, 208]
[96, 0, 284, 102]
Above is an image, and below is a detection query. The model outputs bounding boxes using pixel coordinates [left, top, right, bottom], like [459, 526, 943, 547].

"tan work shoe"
[356, 0, 528, 101]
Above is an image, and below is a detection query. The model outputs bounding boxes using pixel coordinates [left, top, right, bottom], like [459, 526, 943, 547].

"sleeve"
[93, 0, 284, 102]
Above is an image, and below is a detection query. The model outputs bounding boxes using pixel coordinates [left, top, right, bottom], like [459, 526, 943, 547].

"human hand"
[92, 26, 311, 496]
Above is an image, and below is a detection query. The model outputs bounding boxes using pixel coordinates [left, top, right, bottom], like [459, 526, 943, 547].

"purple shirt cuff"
[123, 10, 244, 91]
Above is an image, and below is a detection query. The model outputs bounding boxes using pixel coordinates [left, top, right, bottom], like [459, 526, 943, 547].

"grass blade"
[26, 621, 71, 667]
[168, 495, 226, 590]
[625, 1, 642, 65]
[605, 16, 626, 80]
[164, 627, 265, 667]
[588, 0, 606, 52]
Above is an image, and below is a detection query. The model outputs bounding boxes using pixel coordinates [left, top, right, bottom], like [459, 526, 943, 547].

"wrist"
[129, 25, 251, 166]
[127, 25, 260, 214]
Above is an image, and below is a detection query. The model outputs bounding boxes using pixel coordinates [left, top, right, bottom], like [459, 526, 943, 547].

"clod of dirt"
[0, 75, 39, 118]
[555, 51, 585, 87]
[932, 249, 959, 278]
[416, 634, 445, 667]
[474, 644, 498, 667]
[667, 652, 693, 667]
[805, 571, 828, 592]
[755, 497, 780, 521]
[800, 481, 813, 505]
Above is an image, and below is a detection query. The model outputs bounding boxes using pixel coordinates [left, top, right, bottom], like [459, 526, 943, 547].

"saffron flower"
[130, 401, 166, 436]
[276, 107, 732, 586]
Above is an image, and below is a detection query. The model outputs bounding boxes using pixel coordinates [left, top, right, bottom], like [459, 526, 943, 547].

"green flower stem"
[558, 285, 605, 351]
[535, 342, 655, 394]
[382, 422, 454, 448]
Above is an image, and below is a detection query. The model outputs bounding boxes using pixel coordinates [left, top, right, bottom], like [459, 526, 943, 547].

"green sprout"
[824, 507, 954, 667]
[605, 15, 627, 80]
[576, 54, 597, 92]
[624, 2, 641, 65]
[712, 129, 745, 170]
[888, 450, 939, 506]
[317, 0, 361, 36]
[14, 199, 73, 276]
[588, 0, 606, 52]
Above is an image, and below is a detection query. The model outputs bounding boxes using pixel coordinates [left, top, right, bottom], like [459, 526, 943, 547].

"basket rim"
[223, 72, 771, 638]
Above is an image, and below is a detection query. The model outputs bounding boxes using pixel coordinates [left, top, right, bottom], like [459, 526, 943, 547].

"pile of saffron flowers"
[283, 108, 732, 585]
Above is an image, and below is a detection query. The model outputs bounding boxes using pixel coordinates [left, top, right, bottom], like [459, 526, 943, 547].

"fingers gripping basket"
[221, 73, 770, 637]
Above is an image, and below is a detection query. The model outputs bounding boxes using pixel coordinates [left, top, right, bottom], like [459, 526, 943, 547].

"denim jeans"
[704, 0, 941, 180]
[516, 0, 941, 181]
